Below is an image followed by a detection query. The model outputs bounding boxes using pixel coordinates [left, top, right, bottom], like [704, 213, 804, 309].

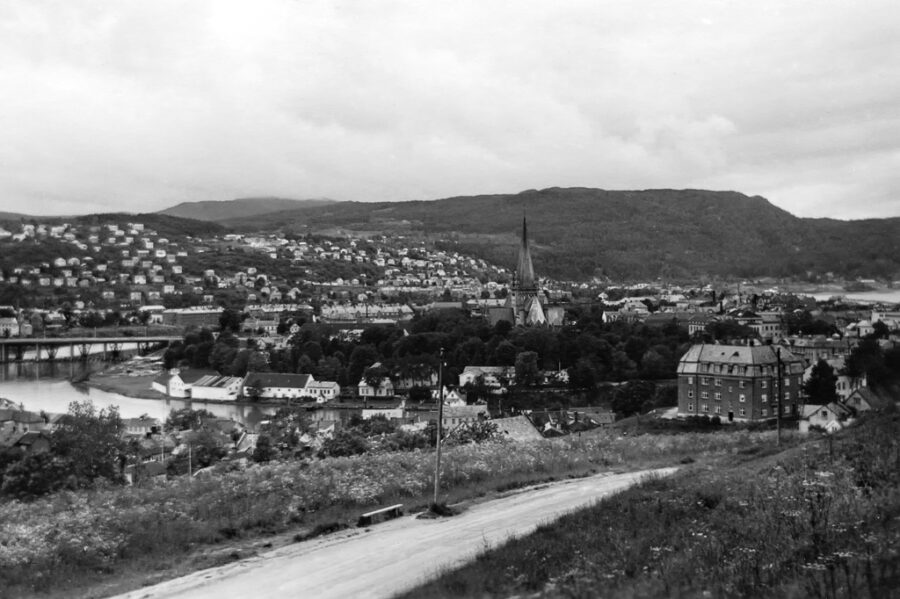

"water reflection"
[0, 361, 280, 426]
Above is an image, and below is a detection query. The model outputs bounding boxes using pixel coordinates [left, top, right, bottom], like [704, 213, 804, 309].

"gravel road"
[114, 467, 677, 599]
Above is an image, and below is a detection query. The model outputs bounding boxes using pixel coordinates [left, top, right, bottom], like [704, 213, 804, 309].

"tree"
[611, 380, 656, 417]
[51, 400, 126, 488]
[514, 351, 540, 386]
[253, 434, 277, 462]
[568, 358, 597, 389]
[803, 359, 839, 405]
[219, 308, 244, 333]
[318, 430, 368, 458]
[165, 408, 217, 432]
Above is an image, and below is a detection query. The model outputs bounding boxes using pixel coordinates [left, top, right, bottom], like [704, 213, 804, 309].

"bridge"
[0, 336, 182, 363]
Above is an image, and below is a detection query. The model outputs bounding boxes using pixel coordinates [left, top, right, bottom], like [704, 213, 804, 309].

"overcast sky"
[1, 1, 898, 219]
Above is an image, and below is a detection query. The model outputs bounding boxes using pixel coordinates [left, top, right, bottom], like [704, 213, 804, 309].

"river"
[805, 289, 900, 304]
[0, 362, 279, 427]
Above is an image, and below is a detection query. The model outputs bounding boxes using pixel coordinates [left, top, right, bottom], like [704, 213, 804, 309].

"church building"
[488, 217, 563, 327]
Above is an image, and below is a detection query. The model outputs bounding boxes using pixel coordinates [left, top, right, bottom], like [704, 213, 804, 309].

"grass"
[0, 428, 785, 598]
[397, 413, 900, 599]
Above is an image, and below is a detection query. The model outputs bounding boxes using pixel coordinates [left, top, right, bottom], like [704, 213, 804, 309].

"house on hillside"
[800, 402, 854, 434]
[844, 387, 895, 413]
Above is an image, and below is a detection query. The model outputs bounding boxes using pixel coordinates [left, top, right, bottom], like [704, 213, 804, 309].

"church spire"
[516, 214, 535, 289]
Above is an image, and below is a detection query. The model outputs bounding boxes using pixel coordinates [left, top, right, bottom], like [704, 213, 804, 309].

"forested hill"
[221, 188, 900, 281]
[159, 197, 334, 222]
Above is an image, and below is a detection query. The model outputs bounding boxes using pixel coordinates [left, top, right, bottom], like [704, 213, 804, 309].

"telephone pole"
[432, 347, 445, 507]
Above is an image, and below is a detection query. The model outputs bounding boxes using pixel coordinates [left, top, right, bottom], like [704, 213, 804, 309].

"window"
[714, 405, 722, 414]
[761, 380, 768, 389]
[739, 408, 746, 417]
[702, 403, 709, 413]
[688, 403, 694, 412]
[714, 392, 722, 400]
[784, 377, 791, 387]
[784, 405, 791, 415]
[687, 376, 694, 385]
[715, 378, 722, 387]
[739, 394, 746, 402]
[761, 408, 768, 417]
[688, 390, 694, 398]
[784, 392, 790, 400]
[728, 386, 733, 393]
[739, 380, 746, 389]
[761, 393, 768, 402]
[701, 377, 708, 385]
[701, 391, 709, 399]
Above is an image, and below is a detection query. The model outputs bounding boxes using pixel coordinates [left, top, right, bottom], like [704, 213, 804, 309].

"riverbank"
[77, 357, 167, 400]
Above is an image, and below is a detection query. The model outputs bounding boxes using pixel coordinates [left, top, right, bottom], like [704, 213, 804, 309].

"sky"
[1, 1, 898, 219]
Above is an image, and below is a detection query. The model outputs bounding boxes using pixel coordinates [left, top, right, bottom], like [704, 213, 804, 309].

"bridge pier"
[44, 345, 58, 362]
[78, 343, 91, 361]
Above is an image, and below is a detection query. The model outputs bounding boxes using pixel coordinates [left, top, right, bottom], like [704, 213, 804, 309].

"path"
[114, 467, 677, 599]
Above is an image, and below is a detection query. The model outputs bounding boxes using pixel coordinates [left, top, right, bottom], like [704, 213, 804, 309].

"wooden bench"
[357, 504, 403, 527]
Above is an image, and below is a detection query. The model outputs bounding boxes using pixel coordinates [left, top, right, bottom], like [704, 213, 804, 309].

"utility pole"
[188, 442, 192, 480]
[775, 347, 783, 446]
[432, 347, 445, 507]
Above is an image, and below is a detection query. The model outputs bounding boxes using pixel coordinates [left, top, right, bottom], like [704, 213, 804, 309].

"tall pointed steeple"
[516, 215, 535, 289]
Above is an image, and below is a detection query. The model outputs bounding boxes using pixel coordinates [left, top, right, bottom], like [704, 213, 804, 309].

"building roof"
[492, 415, 544, 442]
[847, 387, 895, 410]
[192, 375, 243, 389]
[244, 372, 312, 389]
[678, 344, 804, 373]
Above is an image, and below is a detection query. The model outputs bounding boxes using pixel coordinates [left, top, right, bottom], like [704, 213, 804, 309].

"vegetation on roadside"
[0, 428, 776, 598]
[400, 414, 900, 599]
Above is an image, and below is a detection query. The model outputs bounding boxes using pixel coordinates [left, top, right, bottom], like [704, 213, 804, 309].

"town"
[1, 213, 898, 483]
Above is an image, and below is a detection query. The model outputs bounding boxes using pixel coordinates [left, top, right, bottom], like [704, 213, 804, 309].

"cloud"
[0, 0, 897, 218]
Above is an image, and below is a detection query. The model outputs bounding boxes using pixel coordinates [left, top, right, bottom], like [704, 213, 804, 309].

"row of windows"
[686, 404, 794, 416]
[687, 390, 791, 401]
[688, 376, 801, 388]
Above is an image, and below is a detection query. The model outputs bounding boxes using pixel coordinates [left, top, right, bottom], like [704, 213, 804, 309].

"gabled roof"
[492, 415, 543, 442]
[175, 369, 220, 384]
[846, 387, 895, 410]
[244, 372, 312, 389]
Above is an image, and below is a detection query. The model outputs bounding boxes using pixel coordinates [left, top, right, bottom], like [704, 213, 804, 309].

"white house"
[459, 366, 515, 389]
[305, 380, 341, 403]
[358, 377, 395, 398]
[190, 375, 243, 401]
[151, 369, 218, 398]
[799, 402, 854, 434]
[241, 372, 312, 400]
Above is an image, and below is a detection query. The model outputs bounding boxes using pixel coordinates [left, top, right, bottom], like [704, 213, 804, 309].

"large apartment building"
[677, 343, 806, 422]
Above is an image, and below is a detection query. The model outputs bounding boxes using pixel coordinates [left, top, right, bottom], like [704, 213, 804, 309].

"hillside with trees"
[217, 188, 900, 281]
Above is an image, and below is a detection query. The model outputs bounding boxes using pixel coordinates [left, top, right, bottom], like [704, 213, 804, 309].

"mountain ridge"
[158, 197, 335, 222]
[215, 187, 900, 281]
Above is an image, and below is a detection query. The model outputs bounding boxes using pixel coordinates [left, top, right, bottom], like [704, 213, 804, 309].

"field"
[400, 413, 900, 598]
[0, 428, 779, 598]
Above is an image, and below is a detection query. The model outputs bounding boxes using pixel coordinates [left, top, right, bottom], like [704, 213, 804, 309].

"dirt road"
[114, 467, 676, 599]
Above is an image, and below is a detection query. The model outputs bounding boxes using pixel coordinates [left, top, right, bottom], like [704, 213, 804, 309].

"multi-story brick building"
[677, 343, 806, 422]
